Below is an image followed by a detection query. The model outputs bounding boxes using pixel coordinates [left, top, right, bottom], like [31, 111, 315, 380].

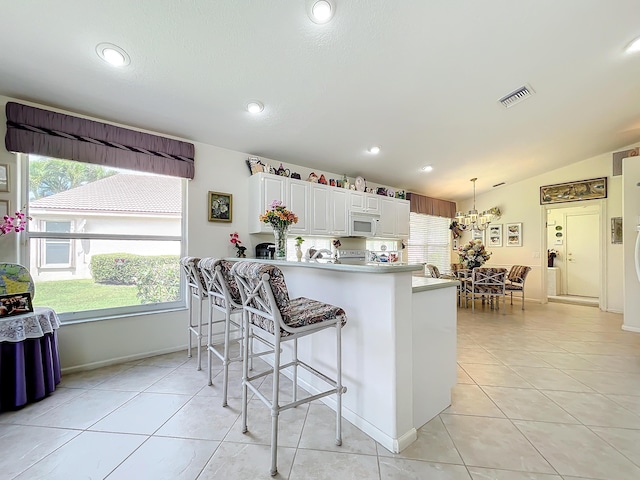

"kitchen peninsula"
[231, 258, 458, 453]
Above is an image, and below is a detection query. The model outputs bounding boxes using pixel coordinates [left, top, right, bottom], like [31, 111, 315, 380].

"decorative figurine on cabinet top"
[307, 172, 319, 183]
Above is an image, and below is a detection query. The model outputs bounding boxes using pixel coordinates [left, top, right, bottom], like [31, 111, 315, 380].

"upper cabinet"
[287, 178, 310, 235]
[249, 173, 408, 238]
[349, 191, 380, 214]
[249, 173, 309, 234]
[378, 197, 410, 238]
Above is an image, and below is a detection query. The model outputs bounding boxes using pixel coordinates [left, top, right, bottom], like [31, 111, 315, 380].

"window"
[25, 155, 185, 322]
[42, 221, 73, 267]
[407, 213, 451, 274]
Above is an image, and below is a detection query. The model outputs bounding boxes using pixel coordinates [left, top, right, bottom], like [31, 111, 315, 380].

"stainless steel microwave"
[349, 212, 380, 237]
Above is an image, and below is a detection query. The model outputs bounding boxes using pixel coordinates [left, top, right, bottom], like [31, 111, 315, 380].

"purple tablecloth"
[0, 309, 61, 411]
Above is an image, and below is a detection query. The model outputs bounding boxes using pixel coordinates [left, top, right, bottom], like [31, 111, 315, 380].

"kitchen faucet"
[307, 248, 335, 261]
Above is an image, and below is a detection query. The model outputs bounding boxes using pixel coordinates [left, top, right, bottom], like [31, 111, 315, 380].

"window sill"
[59, 306, 187, 326]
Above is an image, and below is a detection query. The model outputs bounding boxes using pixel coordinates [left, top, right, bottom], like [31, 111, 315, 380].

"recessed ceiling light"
[626, 36, 640, 54]
[96, 43, 130, 67]
[246, 101, 264, 114]
[421, 165, 433, 172]
[308, 0, 335, 24]
[368, 146, 381, 154]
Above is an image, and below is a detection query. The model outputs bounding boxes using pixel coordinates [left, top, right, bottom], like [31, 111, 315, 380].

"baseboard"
[293, 374, 416, 453]
[61, 345, 187, 374]
[622, 325, 640, 333]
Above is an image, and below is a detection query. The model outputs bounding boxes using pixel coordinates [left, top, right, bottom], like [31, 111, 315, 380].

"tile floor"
[1, 301, 640, 479]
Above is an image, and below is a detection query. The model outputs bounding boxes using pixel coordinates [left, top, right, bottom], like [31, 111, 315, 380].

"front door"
[566, 213, 599, 297]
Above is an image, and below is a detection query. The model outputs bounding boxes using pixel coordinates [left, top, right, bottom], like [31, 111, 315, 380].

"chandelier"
[455, 178, 499, 231]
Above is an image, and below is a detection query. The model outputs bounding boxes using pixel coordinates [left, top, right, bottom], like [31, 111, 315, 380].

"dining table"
[0, 307, 61, 411]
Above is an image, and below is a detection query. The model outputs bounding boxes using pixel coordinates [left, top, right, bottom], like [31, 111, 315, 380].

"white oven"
[349, 212, 380, 237]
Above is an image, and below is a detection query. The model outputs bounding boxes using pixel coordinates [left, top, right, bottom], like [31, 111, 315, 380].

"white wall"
[0, 95, 399, 370]
[623, 156, 640, 331]
[458, 147, 636, 313]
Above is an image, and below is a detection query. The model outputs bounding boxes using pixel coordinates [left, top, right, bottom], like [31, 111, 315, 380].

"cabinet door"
[364, 194, 380, 214]
[396, 200, 410, 237]
[349, 191, 365, 212]
[288, 179, 309, 234]
[378, 198, 396, 237]
[249, 173, 287, 233]
[330, 188, 349, 236]
[309, 184, 330, 235]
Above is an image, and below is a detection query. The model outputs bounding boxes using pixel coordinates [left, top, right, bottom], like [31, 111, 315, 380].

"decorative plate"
[355, 176, 366, 192]
[387, 188, 395, 197]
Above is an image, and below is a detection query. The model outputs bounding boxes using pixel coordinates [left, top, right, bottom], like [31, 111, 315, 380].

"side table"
[0, 307, 61, 411]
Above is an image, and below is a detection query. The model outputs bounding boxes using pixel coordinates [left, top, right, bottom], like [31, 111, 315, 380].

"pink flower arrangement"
[1, 210, 31, 236]
[229, 232, 247, 257]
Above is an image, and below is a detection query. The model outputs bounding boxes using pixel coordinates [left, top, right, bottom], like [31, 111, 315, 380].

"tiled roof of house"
[30, 173, 182, 214]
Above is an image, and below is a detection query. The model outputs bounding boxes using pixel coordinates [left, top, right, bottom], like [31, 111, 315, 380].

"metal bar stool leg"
[270, 333, 281, 477]
[336, 320, 343, 446]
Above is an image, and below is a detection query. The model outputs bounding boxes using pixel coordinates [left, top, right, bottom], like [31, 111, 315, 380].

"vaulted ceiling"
[1, 1, 639, 201]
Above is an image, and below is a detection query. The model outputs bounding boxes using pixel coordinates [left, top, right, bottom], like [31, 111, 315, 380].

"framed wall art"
[611, 217, 623, 244]
[0, 199, 8, 218]
[0, 164, 8, 192]
[488, 224, 503, 247]
[471, 229, 485, 244]
[540, 177, 607, 205]
[208, 191, 232, 222]
[506, 223, 523, 247]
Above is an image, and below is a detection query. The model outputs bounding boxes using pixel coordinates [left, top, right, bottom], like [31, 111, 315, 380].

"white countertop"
[411, 276, 459, 293]
[226, 257, 423, 274]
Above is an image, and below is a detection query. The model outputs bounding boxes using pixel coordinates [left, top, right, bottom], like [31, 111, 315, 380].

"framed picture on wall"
[0, 199, 8, 218]
[0, 164, 8, 192]
[208, 191, 232, 222]
[488, 224, 503, 247]
[471, 229, 485, 243]
[506, 223, 523, 247]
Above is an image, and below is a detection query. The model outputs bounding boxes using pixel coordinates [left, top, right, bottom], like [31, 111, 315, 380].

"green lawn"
[34, 279, 140, 313]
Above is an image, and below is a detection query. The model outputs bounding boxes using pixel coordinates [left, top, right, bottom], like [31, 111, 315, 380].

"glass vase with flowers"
[458, 239, 491, 269]
[259, 201, 298, 260]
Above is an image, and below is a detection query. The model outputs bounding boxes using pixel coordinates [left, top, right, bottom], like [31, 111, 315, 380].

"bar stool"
[179, 256, 207, 370]
[231, 261, 347, 477]
[198, 257, 244, 407]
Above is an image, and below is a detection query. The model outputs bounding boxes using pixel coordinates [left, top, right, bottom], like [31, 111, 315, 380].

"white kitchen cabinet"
[309, 183, 330, 235]
[379, 198, 397, 237]
[287, 178, 309, 235]
[329, 188, 349, 236]
[378, 197, 410, 238]
[396, 199, 410, 237]
[349, 191, 380, 214]
[249, 173, 287, 233]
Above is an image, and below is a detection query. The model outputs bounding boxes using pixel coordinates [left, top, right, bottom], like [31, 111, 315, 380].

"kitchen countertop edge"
[224, 258, 423, 274]
[411, 277, 460, 292]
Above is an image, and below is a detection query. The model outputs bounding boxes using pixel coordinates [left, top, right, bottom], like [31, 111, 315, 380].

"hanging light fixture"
[455, 178, 497, 231]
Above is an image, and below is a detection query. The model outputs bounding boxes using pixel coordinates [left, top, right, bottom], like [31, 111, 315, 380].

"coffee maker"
[255, 242, 275, 259]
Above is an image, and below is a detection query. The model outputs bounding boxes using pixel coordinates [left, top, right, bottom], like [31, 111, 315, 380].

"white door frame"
[540, 200, 607, 310]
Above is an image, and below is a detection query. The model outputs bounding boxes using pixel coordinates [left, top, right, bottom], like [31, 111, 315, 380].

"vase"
[295, 245, 303, 262]
[273, 226, 289, 260]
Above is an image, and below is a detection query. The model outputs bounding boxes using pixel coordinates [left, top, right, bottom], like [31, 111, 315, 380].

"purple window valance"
[406, 192, 457, 219]
[5, 102, 194, 179]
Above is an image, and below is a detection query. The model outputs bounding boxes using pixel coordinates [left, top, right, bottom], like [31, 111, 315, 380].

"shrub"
[90, 253, 180, 303]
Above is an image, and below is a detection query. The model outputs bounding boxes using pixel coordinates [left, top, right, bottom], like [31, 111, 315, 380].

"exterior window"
[41, 221, 72, 267]
[407, 213, 451, 274]
[26, 155, 184, 322]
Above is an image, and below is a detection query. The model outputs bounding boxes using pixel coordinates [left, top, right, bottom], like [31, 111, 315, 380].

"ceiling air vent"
[498, 85, 534, 108]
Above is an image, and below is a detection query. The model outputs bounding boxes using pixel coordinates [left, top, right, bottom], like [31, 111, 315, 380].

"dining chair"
[464, 267, 507, 313]
[505, 265, 532, 310]
[231, 261, 347, 476]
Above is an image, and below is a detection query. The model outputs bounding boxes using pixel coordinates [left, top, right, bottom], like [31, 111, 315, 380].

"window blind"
[407, 213, 451, 274]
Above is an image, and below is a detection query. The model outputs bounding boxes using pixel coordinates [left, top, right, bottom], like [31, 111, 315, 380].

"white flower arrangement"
[458, 239, 491, 269]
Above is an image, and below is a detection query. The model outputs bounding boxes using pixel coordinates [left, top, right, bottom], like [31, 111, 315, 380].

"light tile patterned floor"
[1, 301, 640, 479]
